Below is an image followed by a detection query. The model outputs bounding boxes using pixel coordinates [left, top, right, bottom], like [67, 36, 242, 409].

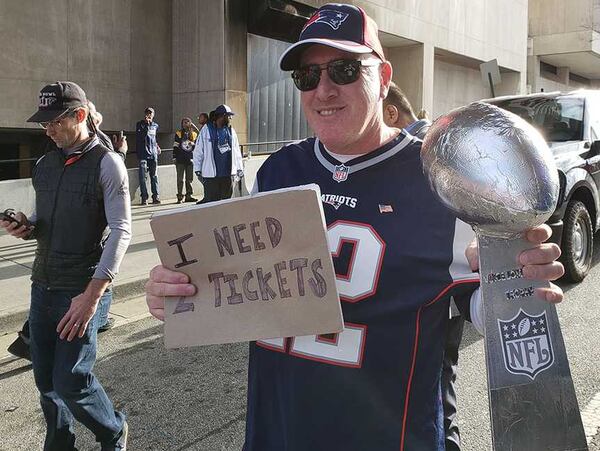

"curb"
[0, 278, 149, 337]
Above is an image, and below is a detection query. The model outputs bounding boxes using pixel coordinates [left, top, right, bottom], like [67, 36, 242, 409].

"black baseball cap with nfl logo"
[279, 3, 386, 71]
[27, 81, 88, 123]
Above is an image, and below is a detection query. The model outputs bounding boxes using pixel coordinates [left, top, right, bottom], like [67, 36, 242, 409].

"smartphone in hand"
[1, 209, 31, 229]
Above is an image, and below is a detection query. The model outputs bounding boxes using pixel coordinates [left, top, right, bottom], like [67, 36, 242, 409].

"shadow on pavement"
[74, 325, 249, 450]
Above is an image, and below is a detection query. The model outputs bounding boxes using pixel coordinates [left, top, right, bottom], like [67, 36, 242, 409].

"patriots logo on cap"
[304, 9, 349, 31]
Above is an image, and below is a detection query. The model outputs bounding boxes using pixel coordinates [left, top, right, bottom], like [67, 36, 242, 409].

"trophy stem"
[477, 232, 587, 451]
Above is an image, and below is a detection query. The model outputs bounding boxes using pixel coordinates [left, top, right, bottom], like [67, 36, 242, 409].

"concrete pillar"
[224, 0, 248, 145]
[422, 43, 435, 115]
[387, 43, 434, 115]
[172, 0, 247, 144]
[527, 54, 541, 93]
[557, 66, 570, 85]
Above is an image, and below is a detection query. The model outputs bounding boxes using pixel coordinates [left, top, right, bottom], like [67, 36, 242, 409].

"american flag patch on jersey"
[379, 204, 393, 213]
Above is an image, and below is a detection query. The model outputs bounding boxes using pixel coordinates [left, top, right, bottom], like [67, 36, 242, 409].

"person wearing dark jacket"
[383, 81, 431, 139]
[173, 117, 198, 203]
[136, 107, 160, 205]
[1, 81, 130, 451]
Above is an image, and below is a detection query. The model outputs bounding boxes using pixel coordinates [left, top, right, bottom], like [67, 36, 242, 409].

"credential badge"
[498, 309, 554, 380]
[332, 164, 349, 183]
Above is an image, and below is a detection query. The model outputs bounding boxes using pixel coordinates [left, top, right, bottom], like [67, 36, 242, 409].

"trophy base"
[478, 233, 587, 451]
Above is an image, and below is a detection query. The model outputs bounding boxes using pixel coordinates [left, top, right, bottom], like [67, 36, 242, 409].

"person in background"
[417, 108, 430, 120]
[88, 101, 128, 161]
[197, 112, 209, 131]
[382, 81, 431, 139]
[135, 107, 160, 205]
[173, 117, 198, 203]
[1, 81, 130, 450]
[192, 104, 243, 203]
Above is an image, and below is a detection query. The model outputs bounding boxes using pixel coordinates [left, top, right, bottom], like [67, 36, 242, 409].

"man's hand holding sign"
[149, 185, 343, 348]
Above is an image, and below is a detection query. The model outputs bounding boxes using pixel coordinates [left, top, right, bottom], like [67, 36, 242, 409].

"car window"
[492, 96, 584, 142]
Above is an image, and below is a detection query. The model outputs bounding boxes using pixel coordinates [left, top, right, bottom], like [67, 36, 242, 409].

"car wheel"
[560, 200, 593, 282]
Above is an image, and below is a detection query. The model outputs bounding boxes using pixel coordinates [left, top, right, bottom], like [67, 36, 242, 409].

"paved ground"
[1, 208, 599, 450]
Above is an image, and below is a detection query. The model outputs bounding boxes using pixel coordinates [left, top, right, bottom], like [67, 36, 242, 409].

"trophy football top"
[421, 101, 559, 236]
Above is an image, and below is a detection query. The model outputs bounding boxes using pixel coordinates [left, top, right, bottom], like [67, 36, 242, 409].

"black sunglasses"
[291, 58, 381, 92]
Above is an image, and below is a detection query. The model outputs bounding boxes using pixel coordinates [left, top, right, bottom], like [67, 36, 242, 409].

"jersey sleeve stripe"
[399, 306, 422, 451]
[424, 278, 480, 308]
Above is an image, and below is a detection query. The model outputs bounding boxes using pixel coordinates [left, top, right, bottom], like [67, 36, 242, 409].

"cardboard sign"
[150, 185, 343, 348]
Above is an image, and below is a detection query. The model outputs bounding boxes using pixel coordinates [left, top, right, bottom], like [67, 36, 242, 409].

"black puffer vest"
[31, 140, 108, 290]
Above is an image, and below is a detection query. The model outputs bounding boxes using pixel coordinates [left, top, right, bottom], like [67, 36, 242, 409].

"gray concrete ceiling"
[540, 51, 600, 80]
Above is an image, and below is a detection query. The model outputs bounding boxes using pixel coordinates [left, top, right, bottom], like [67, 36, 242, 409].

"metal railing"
[0, 140, 301, 168]
[240, 140, 296, 156]
[0, 158, 38, 164]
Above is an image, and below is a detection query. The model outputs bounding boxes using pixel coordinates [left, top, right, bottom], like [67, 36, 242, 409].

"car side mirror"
[591, 140, 600, 155]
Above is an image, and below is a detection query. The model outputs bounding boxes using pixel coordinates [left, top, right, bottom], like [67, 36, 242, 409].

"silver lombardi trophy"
[421, 102, 587, 451]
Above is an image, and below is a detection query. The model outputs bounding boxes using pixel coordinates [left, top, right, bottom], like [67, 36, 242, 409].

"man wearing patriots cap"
[145, 4, 565, 450]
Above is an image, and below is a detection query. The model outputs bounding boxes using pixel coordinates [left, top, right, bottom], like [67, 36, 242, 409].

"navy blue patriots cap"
[27, 81, 87, 123]
[279, 3, 386, 71]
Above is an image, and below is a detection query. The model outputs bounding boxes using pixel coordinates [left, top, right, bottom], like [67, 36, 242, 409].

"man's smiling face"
[299, 45, 383, 154]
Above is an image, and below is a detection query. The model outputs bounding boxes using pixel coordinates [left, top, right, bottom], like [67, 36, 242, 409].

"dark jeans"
[202, 176, 232, 203]
[175, 162, 194, 198]
[97, 288, 112, 327]
[29, 283, 125, 451]
[138, 158, 159, 200]
[442, 315, 465, 451]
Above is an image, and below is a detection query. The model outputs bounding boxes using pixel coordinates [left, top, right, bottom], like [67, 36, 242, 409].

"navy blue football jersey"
[244, 133, 479, 451]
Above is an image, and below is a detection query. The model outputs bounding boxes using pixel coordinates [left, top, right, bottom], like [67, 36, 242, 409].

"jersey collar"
[313, 132, 416, 182]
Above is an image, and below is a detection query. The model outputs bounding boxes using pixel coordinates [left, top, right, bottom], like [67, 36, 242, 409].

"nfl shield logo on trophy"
[333, 164, 349, 183]
[497, 309, 554, 380]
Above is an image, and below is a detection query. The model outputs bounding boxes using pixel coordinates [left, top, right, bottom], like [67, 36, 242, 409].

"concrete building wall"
[529, 0, 593, 36]
[528, 0, 600, 92]
[433, 59, 489, 118]
[172, 0, 248, 144]
[1, 0, 531, 183]
[301, 0, 528, 71]
[387, 44, 428, 114]
[0, 0, 172, 134]
[301, 0, 527, 116]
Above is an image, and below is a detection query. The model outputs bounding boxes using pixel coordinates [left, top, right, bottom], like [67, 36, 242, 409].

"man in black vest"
[0, 81, 130, 451]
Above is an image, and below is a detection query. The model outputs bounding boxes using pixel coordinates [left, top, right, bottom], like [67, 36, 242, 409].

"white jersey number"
[257, 220, 385, 367]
